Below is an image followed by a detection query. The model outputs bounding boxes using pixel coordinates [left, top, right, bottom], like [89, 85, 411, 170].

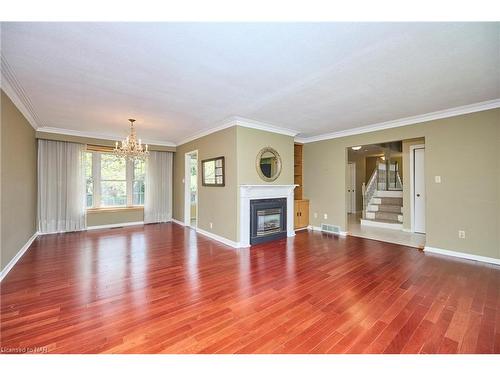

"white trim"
[1, 67, 40, 130]
[296, 99, 500, 143]
[410, 144, 425, 233]
[0, 232, 39, 283]
[37, 126, 176, 148]
[424, 246, 500, 266]
[177, 116, 299, 146]
[196, 227, 242, 248]
[86, 221, 144, 231]
[184, 150, 198, 227]
[171, 218, 185, 226]
[347, 162, 356, 213]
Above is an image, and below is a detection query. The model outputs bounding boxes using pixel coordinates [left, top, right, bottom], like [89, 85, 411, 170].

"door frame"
[184, 150, 198, 228]
[409, 144, 425, 233]
[347, 162, 356, 213]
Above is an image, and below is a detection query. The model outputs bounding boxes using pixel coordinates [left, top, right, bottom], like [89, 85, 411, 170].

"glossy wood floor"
[1, 223, 499, 354]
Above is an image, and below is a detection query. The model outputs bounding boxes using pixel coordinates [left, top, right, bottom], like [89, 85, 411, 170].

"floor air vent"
[321, 223, 341, 234]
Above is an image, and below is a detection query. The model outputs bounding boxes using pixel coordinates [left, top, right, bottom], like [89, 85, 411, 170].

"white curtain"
[144, 151, 173, 224]
[38, 139, 86, 233]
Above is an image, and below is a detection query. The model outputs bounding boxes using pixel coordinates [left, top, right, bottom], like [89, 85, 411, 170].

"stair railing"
[362, 167, 378, 219]
[396, 170, 403, 190]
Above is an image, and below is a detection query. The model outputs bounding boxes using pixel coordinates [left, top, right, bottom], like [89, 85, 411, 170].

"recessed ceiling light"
[351, 146, 362, 151]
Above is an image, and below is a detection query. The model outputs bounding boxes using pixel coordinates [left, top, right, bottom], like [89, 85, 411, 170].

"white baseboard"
[87, 221, 144, 230]
[171, 218, 185, 226]
[424, 246, 500, 266]
[195, 227, 243, 248]
[0, 232, 39, 283]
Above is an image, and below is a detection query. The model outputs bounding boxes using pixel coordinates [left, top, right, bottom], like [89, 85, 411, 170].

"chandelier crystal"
[114, 119, 149, 161]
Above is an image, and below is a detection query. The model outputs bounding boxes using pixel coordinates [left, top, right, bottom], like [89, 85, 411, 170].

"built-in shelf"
[294, 143, 303, 201]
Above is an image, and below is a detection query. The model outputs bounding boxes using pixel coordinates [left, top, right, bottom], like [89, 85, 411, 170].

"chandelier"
[114, 119, 149, 160]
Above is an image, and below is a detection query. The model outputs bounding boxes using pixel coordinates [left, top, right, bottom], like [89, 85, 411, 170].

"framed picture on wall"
[202, 156, 225, 187]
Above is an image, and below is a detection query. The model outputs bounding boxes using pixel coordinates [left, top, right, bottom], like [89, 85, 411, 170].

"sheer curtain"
[38, 139, 86, 233]
[144, 151, 173, 224]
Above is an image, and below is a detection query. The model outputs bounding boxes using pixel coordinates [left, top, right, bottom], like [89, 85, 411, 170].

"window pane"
[101, 181, 126, 207]
[86, 180, 93, 208]
[133, 181, 145, 205]
[84, 152, 92, 178]
[83, 152, 93, 208]
[101, 154, 126, 180]
[133, 159, 145, 181]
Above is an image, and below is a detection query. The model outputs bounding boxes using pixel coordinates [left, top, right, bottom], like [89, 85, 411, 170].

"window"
[133, 159, 145, 205]
[100, 154, 127, 207]
[83, 151, 146, 209]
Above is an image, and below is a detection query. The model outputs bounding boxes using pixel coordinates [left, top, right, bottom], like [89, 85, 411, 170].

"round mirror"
[256, 147, 282, 182]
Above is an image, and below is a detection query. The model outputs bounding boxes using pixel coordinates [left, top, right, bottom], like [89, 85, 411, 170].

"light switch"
[435, 176, 441, 183]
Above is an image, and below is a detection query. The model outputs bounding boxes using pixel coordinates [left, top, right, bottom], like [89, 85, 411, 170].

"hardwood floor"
[1, 223, 499, 354]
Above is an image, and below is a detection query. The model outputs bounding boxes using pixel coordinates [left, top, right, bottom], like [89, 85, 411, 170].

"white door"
[414, 148, 425, 233]
[347, 163, 356, 214]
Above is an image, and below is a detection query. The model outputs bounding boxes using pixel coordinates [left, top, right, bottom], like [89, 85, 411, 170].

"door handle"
[416, 194, 420, 197]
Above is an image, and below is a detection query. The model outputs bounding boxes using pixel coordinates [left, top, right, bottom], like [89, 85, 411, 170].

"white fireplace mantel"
[239, 184, 298, 247]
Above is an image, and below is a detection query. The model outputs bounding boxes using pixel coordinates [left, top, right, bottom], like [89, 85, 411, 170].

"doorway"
[410, 145, 426, 233]
[184, 150, 198, 228]
[347, 162, 356, 214]
[346, 140, 426, 248]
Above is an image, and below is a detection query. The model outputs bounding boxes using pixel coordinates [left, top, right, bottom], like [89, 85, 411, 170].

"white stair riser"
[360, 219, 403, 230]
[366, 212, 376, 219]
[374, 190, 403, 198]
[398, 214, 403, 223]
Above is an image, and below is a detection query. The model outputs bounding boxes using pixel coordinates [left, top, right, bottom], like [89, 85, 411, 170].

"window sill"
[87, 206, 144, 213]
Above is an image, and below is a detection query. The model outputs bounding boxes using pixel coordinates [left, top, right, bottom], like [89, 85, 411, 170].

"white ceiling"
[1, 22, 499, 144]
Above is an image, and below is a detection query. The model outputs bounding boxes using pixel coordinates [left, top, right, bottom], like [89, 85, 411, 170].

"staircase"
[361, 159, 403, 230]
[361, 190, 403, 229]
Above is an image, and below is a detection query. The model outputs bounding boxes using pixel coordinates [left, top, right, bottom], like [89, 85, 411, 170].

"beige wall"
[365, 156, 378, 182]
[1, 90, 37, 271]
[304, 109, 500, 260]
[236, 126, 294, 186]
[173, 127, 238, 241]
[86, 208, 144, 227]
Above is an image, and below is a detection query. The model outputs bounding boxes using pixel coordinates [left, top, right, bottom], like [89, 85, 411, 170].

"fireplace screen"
[256, 208, 282, 236]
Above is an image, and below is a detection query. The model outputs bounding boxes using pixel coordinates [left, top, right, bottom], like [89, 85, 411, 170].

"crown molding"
[295, 99, 500, 144]
[1, 57, 41, 130]
[177, 116, 300, 146]
[232, 116, 299, 137]
[36, 126, 177, 147]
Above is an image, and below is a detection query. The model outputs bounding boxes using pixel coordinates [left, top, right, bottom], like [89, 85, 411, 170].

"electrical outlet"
[323, 213, 328, 220]
[209, 222, 213, 229]
[314, 212, 318, 219]
[435, 176, 442, 183]
[458, 230, 466, 239]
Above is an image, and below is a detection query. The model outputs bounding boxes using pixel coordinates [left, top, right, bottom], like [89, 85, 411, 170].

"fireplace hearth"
[250, 198, 287, 245]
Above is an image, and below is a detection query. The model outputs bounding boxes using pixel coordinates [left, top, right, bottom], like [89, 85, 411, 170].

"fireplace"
[250, 198, 287, 245]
